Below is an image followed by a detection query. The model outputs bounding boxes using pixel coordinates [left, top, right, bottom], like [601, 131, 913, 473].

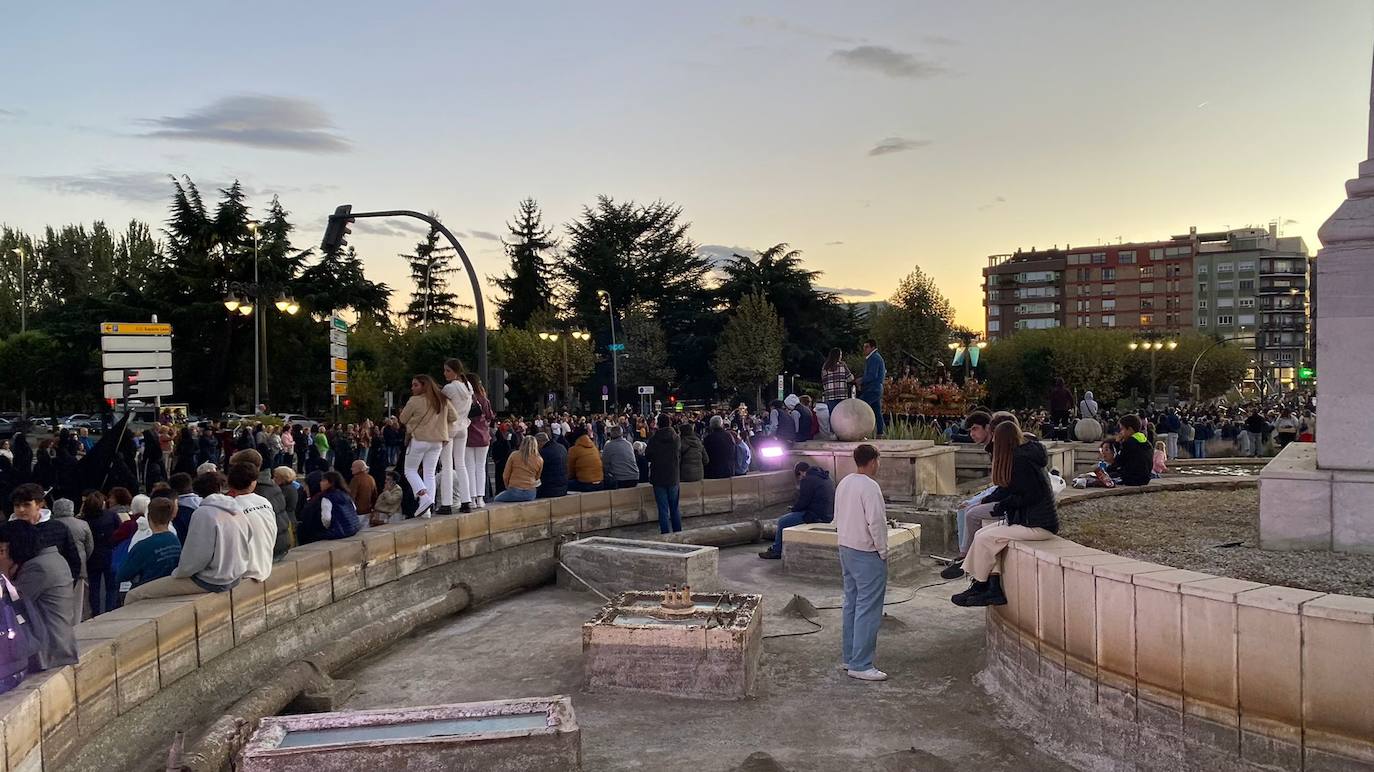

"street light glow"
[1128, 342, 1139, 350]
[238, 301, 253, 316]
[224, 294, 241, 312]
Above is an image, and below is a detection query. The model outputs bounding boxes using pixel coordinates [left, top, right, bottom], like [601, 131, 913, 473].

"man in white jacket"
[126, 470, 252, 601]
[438, 359, 473, 515]
[833, 443, 888, 681]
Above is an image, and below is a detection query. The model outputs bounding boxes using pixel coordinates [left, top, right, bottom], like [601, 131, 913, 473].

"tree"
[713, 293, 784, 412]
[402, 223, 461, 327]
[618, 306, 675, 388]
[871, 267, 955, 375]
[492, 198, 557, 328]
[559, 196, 716, 396]
[0, 331, 61, 414]
[495, 327, 596, 411]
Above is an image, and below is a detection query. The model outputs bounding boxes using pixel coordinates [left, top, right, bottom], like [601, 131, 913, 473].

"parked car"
[0, 418, 15, 441]
[277, 414, 316, 428]
[59, 414, 97, 430]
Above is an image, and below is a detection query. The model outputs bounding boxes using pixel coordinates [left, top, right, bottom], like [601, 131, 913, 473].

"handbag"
[0, 575, 35, 694]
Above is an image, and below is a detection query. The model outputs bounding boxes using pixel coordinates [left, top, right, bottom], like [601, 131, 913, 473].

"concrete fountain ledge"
[9, 471, 800, 772]
[983, 534, 1374, 772]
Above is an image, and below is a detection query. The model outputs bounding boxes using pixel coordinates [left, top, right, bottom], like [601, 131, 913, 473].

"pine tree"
[713, 292, 784, 412]
[492, 198, 557, 328]
[402, 222, 460, 327]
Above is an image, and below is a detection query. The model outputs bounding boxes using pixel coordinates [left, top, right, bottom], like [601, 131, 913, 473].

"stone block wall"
[985, 535, 1374, 771]
[18, 470, 793, 772]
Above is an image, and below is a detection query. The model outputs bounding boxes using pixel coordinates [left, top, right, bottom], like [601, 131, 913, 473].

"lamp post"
[1188, 328, 1253, 403]
[11, 247, 27, 418]
[223, 266, 299, 413]
[1128, 332, 1178, 406]
[540, 329, 590, 408]
[947, 331, 988, 382]
[596, 290, 618, 407]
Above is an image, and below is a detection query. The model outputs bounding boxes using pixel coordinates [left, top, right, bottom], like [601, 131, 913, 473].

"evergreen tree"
[402, 223, 460, 327]
[618, 307, 675, 387]
[713, 292, 784, 412]
[492, 198, 557, 328]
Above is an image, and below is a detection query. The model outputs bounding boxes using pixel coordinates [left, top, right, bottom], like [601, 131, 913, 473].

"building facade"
[983, 223, 1311, 388]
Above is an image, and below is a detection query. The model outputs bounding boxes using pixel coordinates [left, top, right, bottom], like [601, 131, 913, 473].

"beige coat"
[399, 394, 460, 443]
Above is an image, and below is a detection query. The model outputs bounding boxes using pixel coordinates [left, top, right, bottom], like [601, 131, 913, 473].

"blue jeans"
[772, 511, 808, 554]
[568, 480, 603, 492]
[1192, 440, 1206, 458]
[653, 485, 682, 533]
[493, 487, 535, 503]
[862, 397, 885, 436]
[839, 546, 886, 671]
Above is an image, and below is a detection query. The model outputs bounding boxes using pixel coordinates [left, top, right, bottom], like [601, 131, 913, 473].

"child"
[1152, 440, 1168, 475]
[116, 498, 181, 591]
[373, 472, 403, 525]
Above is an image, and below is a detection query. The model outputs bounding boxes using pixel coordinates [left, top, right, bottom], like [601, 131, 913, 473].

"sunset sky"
[3, 1, 1372, 330]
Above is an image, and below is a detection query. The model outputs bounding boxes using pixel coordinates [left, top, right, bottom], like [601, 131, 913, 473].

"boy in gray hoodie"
[125, 471, 253, 602]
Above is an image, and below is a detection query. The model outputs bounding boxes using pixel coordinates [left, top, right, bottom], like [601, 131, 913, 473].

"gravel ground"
[1059, 488, 1374, 598]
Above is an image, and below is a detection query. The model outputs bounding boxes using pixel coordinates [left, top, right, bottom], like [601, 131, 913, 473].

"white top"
[234, 492, 278, 582]
[833, 472, 888, 559]
[442, 379, 473, 436]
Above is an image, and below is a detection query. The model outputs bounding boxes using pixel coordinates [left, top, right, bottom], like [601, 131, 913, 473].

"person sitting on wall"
[758, 461, 835, 560]
[951, 420, 1059, 607]
[941, 411, 1014, 580]
[566, 428, 605, 493]
[536, 433, 569, 499]
[1106, 414, 1153, 487]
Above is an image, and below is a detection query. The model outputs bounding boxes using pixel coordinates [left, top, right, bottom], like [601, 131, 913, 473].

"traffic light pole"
[328, 209, 487, 387]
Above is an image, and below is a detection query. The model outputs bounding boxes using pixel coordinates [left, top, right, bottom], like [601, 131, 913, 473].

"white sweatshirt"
[833, 473, 888, 559]
[443, 380, 473, 436]
[233, 492, 278, 582]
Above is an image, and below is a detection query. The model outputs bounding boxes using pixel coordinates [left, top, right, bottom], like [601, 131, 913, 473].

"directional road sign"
[101, 322, 172, 336]
[608, 343, 626, 352]
[329, 315, 348, 398]
[100, 321, 175, 401]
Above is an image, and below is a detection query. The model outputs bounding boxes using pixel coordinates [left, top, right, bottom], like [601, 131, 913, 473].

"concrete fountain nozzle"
[660, 584, 696, 615]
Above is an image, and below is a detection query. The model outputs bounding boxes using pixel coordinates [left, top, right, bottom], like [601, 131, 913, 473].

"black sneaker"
[939, 560, 966, 580]
[459, 502, 472, 514]
[435, 505, 454, 516]
[758, 549, 782, 560]
[953, 575, 1007, 607]
[950, 579, 988, 606]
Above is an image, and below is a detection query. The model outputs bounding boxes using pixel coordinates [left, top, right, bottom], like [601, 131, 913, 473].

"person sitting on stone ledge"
[942, 411, 1013, 579]
[1106, 414, 1153, 487]
[494, 436, 543, 503]
[758, 461, 835, 560]
[315, 471, 361, 540]
[126, 470, 252, 602]
[536, 432, 569, 499]
[703, 416, 736, 479]
[566, 428, 604, 493]
[951, 420, 1058, 607]
[599, 426, 640, 490]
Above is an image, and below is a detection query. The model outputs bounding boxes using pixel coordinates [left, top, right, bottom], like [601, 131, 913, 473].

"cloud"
[868, 137, 931, 156]
[20, 171, 185, 203]
[0, 108, 18, 118]
[468, 229, 501, 241]
[977, 195, 1007, 212]
[831, 45, 945, 79]
[142, 94, 350, 153]
[817, 286, 876, 298]
[353, 218, 440, 238]
[1282, 218, 1299, 226]
[740, 15, 855, 43]
[696, 244, 756, 271]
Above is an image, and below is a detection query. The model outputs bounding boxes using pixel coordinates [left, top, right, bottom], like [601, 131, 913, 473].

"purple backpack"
[0, 576, 35, 694]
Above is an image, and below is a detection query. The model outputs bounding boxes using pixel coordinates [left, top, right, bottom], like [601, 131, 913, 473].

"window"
[1239, 298, 1255, 309]
[1076, 299, 1091, 312]
[1239, 279, 1255, 291]
[1018, 270, 1058, 283]
[1017, 302, 1059, 315]
[1016, 286, 1057, 299]
[1140, 282, 1154, 294]
[1016, 318, 1060, 330]
[1089, 252, 1106, 264]
[1197, 263, 1208, 275]
[988, 306, 999, 316]
[987, 320, 1000, 332]
[1150, 248, 1164, 260]
[1141, 298, 1155, 310]
[1081, 316, 1092, 328]
[1168, 263, 1185, 277]
[1102, 298, 1116, 310]
[1238, 261, 1255, 272]
[1199, 316, 1209, 327]
[1217, 315, 1234, 326]
[1277, 351, 1294, 363]
[1238, 313, 1256, 325]
[1119, 251, 1136, 264]
[1103, 284, 1116, 296]
[1218, 262, 1234, 273]
[1101, 314, 1116, 327]
[988, 290, 1001, 301]
[1218, 280, 1234, 291]
[1102, 268, 1116, 281]
[1140, 314, 1154, 326]
[1198, 282, 1208, 294]
[1198, 299, 1208, 311]
[986, 274, 1000, 285]
[1140, 265, 1154, 279]
[1217, 297, 1234, 308]
[1075, 268, 1091, 282]
[1078, 284, 1091, 296]
[1165, 246, 1191, 258]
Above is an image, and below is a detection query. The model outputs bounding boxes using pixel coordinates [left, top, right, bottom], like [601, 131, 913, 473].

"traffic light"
[668, 394, 677, 405]
[106, 397, 117, 409]
[321, 204, 354, 254]
[342, 398, 352, 409]
[122, 369, 140, 399]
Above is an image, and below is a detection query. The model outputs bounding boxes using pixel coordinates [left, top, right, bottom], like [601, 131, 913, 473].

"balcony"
[1259, 261, 1307, 276]
[1258, 278, 1307, 294]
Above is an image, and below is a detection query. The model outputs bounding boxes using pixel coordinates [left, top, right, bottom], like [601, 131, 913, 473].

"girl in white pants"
[398, 374, 459, 517]
[439, 359, 474, 513]
[465, 444, 489, 507]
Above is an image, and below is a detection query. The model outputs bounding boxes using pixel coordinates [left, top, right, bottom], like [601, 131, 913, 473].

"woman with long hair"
[951, 420, 1058, 608]
[465, 373, 496, 508]
[81, 491, 120, 615]
[437, 358, 473, 515]
[494, 435, 542, 503]
[821, 347, 853, 413]
[398, 374, 459, 517]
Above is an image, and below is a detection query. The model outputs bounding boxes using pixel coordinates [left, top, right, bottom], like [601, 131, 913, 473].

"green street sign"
[1298, 366, 1315, 380]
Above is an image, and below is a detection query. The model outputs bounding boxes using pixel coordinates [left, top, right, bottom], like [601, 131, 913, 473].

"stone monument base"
[1259, 442, 1374, 554]
[557, 537, 719, 593]
[781, 522, 922, 582]
[787, 440, 958, 499]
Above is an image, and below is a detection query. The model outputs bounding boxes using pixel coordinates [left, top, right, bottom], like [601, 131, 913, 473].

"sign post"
[100, 322, 174, 404]
[329, 315, 349, 415]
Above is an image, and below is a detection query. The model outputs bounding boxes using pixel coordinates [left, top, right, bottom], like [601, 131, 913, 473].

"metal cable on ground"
[764, 576, 962, 640]
[556, 559, 613, 602]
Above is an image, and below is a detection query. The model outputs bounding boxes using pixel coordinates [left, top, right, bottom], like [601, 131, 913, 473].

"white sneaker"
[846, 668, 888, 681]
[475, 497, 485, 509]
[837, 662, 850, 672]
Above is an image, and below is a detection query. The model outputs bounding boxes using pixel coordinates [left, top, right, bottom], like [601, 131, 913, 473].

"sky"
[3, 1, 1372, 331]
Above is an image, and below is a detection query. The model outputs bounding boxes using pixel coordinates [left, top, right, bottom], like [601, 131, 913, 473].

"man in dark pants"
[645, 415, 682, 533]
[759, 462, 835, 559]
[856, 339, 887, 437]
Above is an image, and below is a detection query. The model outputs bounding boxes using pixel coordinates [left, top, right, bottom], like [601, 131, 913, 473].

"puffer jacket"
[678, 431, 707, 483]
[983, 438, 1058, 533]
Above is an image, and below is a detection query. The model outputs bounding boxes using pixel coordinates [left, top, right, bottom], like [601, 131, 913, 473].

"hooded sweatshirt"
[567, 435, 604, 484]
[232, 490, 278, 582]
[171, 494, 252, 592]
[792, 467, 835, 523]
[983, 439, 1059, 532]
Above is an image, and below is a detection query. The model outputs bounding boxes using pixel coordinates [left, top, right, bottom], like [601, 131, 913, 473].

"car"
[59, 414, 97, 430]
[0, 419, 15, 441]
[277, 414, 315, 428]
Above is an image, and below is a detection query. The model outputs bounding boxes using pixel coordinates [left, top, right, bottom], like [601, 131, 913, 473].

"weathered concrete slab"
[557, 537, 719, 594]
[781, 522, 923, 583]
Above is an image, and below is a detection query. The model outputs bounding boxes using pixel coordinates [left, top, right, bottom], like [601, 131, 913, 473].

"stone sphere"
[830, 398, 876, 441]
[1074, 418, 1104, 443]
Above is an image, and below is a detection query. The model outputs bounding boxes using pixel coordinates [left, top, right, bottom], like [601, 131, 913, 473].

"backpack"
[0, 576, 36, 695]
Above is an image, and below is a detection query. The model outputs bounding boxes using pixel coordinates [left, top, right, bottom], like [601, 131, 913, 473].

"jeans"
[88, 565, 119, 615]
[1247, 431, 1264, 457]
[825, 399, 842, 414]
[568, 480, 603, 492]
[653, 484, 682, 533]
[957, 502, 1000, 556]
[839, 546, 886, 671]
[1192, 439, 1206, 458]
[772, 511, 808, 554]
[862, 397, 885, 436]
[493, 486, 536, 503]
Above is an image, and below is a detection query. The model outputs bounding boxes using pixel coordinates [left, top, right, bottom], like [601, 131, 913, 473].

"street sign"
[103, 368, 172, 383]
[602, 385, 609, 395]
[330, 371, 348, 384]
[332, 358, 348, 373]
[602, 394, 608, 402]
[103, 380, 173, 399]
[329, 328, 347, 345]
[777, 374, 784, 399]
[102, 351, 172, 369]
[100, 335, 172, 352]
[637, 386, 654, 395]
[332, 383, 348, 396]
[608, 343, 626, 352]
[100, 322, 172, 336]
[328, 315, 348, 398]
[331, 316, 348, 332]
[330, 342, 347, 360]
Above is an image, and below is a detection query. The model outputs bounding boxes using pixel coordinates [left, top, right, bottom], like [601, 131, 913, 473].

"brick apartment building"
[983, 223, 1311, 387]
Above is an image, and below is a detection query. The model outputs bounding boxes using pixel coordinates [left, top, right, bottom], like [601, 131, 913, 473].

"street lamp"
[11, 247, 26, 418]
[1128, 332, 1178, 406]
[541, 329, 589, 408]
[597, 290, 619, 407]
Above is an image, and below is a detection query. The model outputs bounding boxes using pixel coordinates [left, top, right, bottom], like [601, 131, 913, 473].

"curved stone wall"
[984, 527, 1374, 771]
[1, 471, 795, 772]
